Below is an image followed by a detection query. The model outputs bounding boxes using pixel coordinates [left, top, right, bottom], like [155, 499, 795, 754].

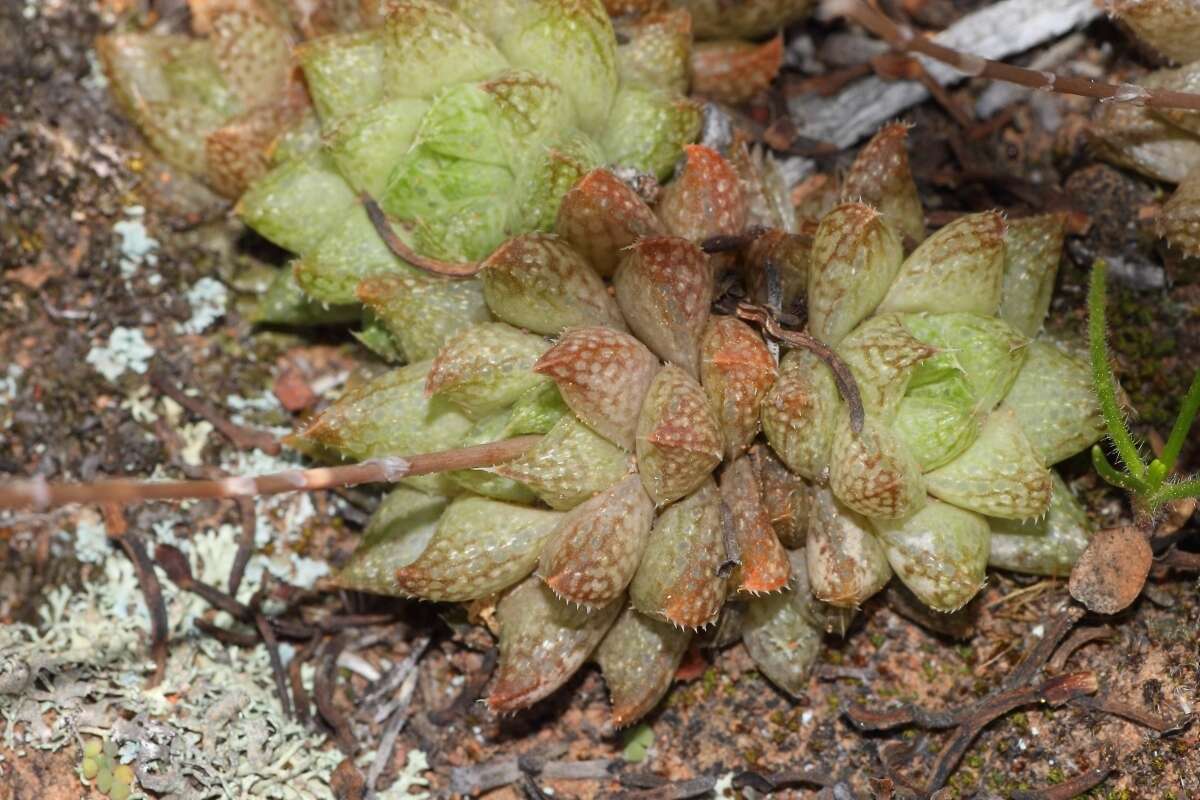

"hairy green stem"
[1088, 262, 1145, 480]
[1153, 478, 1200, 506]
[1159, 369, 1200, 474]
[1091, 446, 1147, 495]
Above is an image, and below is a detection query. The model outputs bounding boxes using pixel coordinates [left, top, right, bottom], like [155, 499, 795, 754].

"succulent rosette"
[764, 141, 1106, 614]
[287, 123, 1105, 718]
[102, 2, 1104, 723]
[101, 0, 704, 340]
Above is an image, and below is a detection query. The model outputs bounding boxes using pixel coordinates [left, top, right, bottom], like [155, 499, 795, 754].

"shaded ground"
[1, 1, 1198, 799]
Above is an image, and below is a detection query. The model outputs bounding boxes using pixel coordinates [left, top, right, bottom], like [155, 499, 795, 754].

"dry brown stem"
[0, 436, 541, 511]
[824, 0, 1200, 111]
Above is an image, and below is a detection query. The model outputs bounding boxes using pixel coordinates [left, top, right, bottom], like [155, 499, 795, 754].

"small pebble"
[81, 757, 99, 780]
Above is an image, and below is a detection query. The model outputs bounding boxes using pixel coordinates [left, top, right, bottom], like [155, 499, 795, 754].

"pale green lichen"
[86, 327, 156, 383]
[181, 277, 230, 335]
[0, 364, 21, 433]
[0, 506, 357, 799]
[71, 511, 112, 565]
[113, 206, 159, 280]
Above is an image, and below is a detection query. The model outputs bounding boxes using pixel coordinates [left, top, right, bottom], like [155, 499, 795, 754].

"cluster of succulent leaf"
[279, 121, 1104, 720]
[99, 0, 803, 336]
[1096, 0, 1200, 256]
[102, 0, 1107, 721]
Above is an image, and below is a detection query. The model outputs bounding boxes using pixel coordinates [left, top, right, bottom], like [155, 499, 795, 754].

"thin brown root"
[361, 191, 482, 277]
[1011, 757, 1114, 800]
[256, 611, 293, 718]
[150, 367, 281, 454]
[315, 634, 358, 755]
[116, 534, 169, 687]
[1047, 625, 1114, 673]
[1005, 604, 1085, 689]
[229, 495, 256, 597]
[924, 672, 1099, 792]
[1071, 695, 1194, 734]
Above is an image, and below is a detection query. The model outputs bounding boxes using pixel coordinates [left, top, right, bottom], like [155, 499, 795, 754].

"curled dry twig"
[362, 192, 482, 277]
[847, 603, 1090, 792]
[822, 0, 1200, 112]
[115, 533, 169, 687]
[735, 301, 865, 433]
[1011, 758, 1115, 800]
[316, 634, 358, 755]
[150, 366, 281, 455]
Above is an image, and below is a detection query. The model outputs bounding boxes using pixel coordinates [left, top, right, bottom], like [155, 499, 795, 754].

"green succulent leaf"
[296, 205, 420, 304]
[871, 500, 990, 613]
[999, 338, 1105, 466]
[630, 478, 727, 628]
[837, 313, 936, 420]
[99, 34, 242, 175]
[987, 471, 1093, 577]
[614, 9, 692, 95]
[892, 362, 979, 472]
[743, 549, 827, 698]
[760, 348, 839, 482]
[902, 312, 1029, 414]
[806, 486, 892, 608]
[489, 577, 621, 712]
[426, 322, 551, 419]
[297, 29, 387, 122]
[504, 382, 571, 436]
[323, 97, 430, 195]
[253, 265, 361, 326]
[829, 411, 927, 520]
[601, 87, 702, 179]
[237, 152, 358, 255]
[878, 212, 1006, 317]
[998, 214, 1066, 338]
[495, 413, 634, 510]
[339, 490, 562, 601]
[379, 1, 509, 101]
[514, 130, 606, 233]
[287, 360, 471, 495]
[538, 474, 655, 607]
[337, 486, 448, 590]
[481, 233, 625, 335]
[489, 0, 618, 135]
[807, 203, 904, 347]
[352, 310, 405, 362]
[924, 408, 1051, 520]
[383, 147, 516, 261]
[597, 604, 691, 727]
[356, 273, 492, 363]
[447, 412, 539, 502]
[269, 109, 322, 165]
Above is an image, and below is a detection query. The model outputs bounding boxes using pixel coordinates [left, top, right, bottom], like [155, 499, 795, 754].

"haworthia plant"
[98, 13, 1112, 727]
